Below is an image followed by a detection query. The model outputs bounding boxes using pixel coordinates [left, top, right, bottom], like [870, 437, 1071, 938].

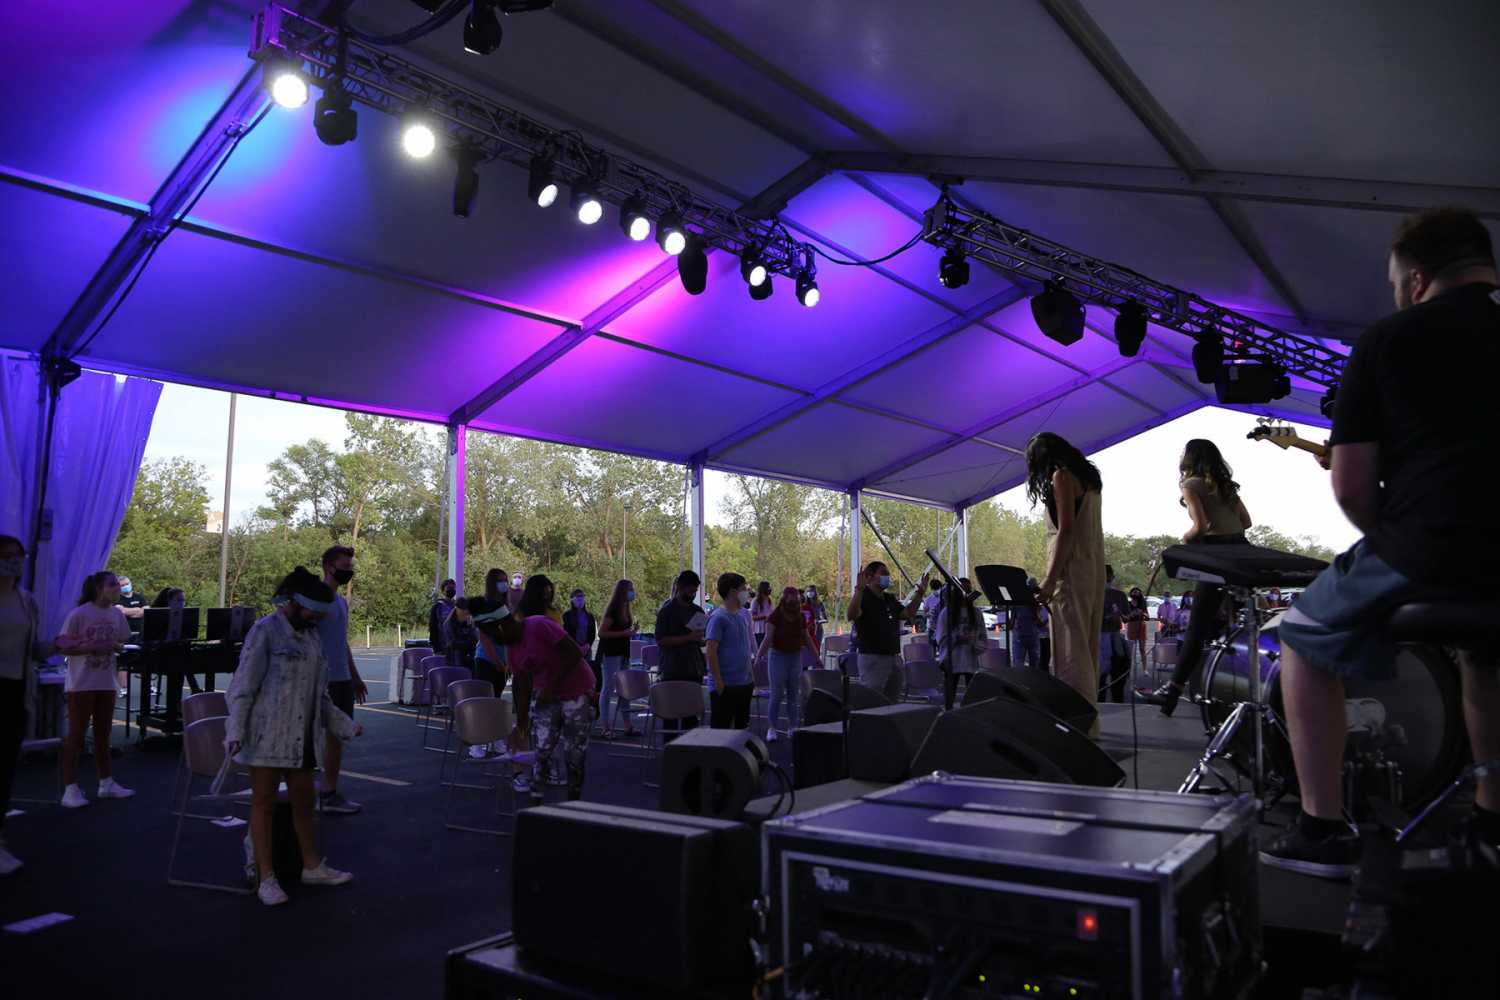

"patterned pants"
[530, 694, 595, 803]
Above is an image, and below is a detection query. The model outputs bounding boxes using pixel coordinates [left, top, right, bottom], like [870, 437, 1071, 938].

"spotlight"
[313, 85, 358, 145]
[796, 270, 820, 308]
[528, 154, 558, 208]
[268, 66, 308, 109]
[1319, 387, 1337, 419]
[452, 147, 481, 218]
[620, 195, 650, 241]
[749, 274, 774, 301]
[740, 246, 767, 287]
[1191, 335, 1223, 383]
[462, 1, 503, 54]
[571, 183, 603, 225]
[1030, 280, 1083, 345]
[677, 235, 708, 295]
[657, 211, 686, 255]
[938, 247, 969, 289]
[1214, 362, 1291, 404]
[401, 117, 437, 158]
[1114, 300, 1147, 357]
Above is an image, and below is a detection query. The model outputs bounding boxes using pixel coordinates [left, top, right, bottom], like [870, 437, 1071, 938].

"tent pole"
[446, 424, 466, 594]
[688, 461, 706, 591]
[955, 505, 970, 581]
[217, 393, 236, 605]
[24, 358, 80, 592]
[847, 490, 861, 611]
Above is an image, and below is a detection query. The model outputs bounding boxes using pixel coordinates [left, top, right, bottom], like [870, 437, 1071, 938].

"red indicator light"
[1078, 909, 1099, 940]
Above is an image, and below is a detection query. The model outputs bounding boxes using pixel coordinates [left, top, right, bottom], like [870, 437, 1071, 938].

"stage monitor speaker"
[792, 722, 847, 789]
[962, 667, 1098, 734]
[912, 699, 1125, 787]
[659, 727, 767, 820]
[803, 683, 892, 727]
[513, 802, 756, 992]
[847, 704, 941, 783]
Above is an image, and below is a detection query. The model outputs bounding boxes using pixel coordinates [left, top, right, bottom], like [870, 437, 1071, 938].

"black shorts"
[328, 679, 356, 718]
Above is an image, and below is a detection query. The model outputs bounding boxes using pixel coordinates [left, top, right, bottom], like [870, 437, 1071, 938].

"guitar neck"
[1284, 437, 1329, 459]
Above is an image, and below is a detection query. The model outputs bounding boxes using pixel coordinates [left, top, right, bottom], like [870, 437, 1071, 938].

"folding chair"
[903, 640, 932, 664]
[421, 666, 472, 751]
[444, 696, 520, 836]
[821, 634, 850, 671]
[980, 647, 1010, 672]
[439, 678, 495, 783]
[751, 654, 771, 723]
[902, 659, 945, 703]
[629, 639, 646, 666]
[181, 691, 228, 725]
[166, 716, 253, 895]
[640, 643, 661, 679]
[607, 669, 652, 751]
[1150, 640, 1181, 687]
[640, 681, 704, 786]
[396, 646, 434, 705]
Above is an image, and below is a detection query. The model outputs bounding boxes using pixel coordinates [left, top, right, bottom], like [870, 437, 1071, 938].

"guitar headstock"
[1247, 420, 1297, 449]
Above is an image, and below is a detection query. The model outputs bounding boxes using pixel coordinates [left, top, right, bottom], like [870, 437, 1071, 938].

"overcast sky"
[142, 382, 1355, 552]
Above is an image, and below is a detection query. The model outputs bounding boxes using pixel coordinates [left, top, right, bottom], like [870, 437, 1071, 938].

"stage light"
[740, 246, 767, 287]
[620, 195, 650, 241]
[1319, 387, 1337, 419]
[657, 211, 686, 255]
[528, 154, 558, 208]
[452, 147, 481, 218]
[1031, 280, 1083, 345]
[1191, 335, 1223, 383]
[678, 235, 708, 294]
[313, 85, 357, 145]
[401, 117, 437, 158]
[462, 1, 503, 55]
[938, 247, 969, 289]
[1214, 362, 1291, 404]
[796, 270, 820, 308]
[1114, 300, 1147, 357]
[749, 274, 773, 301]
[571, 183, 603, 224]
[268, 67, 308, 109]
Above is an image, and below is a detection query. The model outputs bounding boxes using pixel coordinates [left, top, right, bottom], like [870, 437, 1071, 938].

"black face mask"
[333, 569, 354, 585]
[289, 613, 318, 632]
[443, 589, 456, 600]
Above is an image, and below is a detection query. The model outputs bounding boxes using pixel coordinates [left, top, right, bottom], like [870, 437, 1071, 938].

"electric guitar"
[1247, 419, 1329, 462]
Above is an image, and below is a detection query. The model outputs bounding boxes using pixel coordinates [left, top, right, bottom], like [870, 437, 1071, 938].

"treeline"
[107, 414, 1337, 634]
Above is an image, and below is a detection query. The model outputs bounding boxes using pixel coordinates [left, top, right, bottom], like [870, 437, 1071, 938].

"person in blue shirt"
[705, 572, 754, 729]
[317, 546, 368, 815]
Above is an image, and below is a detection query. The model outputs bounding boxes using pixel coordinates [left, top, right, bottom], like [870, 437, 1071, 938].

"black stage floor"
[1, 662, 1355, 998]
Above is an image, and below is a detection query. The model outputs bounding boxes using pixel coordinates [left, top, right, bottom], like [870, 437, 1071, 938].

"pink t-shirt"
[61, 602, 131, 693]
[512, 615, 596, 702]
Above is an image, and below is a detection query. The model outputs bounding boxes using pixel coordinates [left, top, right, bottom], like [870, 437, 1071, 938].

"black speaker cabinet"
[962, 666, 1098, 734]
[513, 802, 756, 992]
[847, 703, 940, 783]
[658, 726, 767, 820]
[912, 698, 1125, 787]
[792, 721, 848, 789]
[803, 683, 892, 726]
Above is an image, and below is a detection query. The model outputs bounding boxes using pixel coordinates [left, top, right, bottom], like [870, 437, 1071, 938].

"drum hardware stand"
[1395, 757, 1500, 846]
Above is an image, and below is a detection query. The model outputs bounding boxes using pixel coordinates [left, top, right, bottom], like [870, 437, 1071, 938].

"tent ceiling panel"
[1096, 362, 1206, 414]
[839, 325, 1079, 432]
[960, 182, 1288, 315]
[471, 334, 803, 460]
[717, 402, 952, 489]
[187, 116, 669, 326]
[867, 440, 1026, 510]
[0, 185, 134, 353]
[670, 0, 1174, 166]
[0, 1, 259, 202]
[73, 229, 565, 421]
[979, 379, 1157, 453]
[605, 251, 955, 393]
[782, 174, 1022, 310]
[1083, 0, 1500, 188]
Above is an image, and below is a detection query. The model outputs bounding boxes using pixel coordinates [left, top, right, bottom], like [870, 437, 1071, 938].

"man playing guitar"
[1260, 207, 1500, 879]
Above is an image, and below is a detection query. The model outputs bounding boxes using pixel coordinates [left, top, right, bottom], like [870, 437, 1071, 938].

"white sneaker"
[0, 839, 20, 875]
[469, 744, 490, 759]
[765, 730, 779, 743]
[117, 687, 128, 698]
[301, 860, 353, 886]
[257, 876, 289, 906]
[98, 777, 136, 799]
[60, 784, 89, 809]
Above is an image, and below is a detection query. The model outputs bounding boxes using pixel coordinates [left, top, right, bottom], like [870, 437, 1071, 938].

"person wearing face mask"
[316, 546, 367, 815]
[596, 579, 637, 737]
[114, 574, 146, 696]
[654, 571, 707, 735]
[0, 535, 51, 874]
[757, 586, 821, 740]
[934, 579, 987, 708]
[706, 574, 756, 730]
[476, 568, 514, 692]
[443, 598, 478, 670]
[846, 562, 930, 702]
[562, 589, 596, 659]
[803, 585, 827, 648]
[749, 582, 774, 651]
[226, 566, 362, 906]
[55, 571, 134, 808]
[428, 578, 457, 657]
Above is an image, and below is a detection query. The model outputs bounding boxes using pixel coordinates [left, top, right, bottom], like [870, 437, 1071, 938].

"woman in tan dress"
[1027, 432, 1107, 735]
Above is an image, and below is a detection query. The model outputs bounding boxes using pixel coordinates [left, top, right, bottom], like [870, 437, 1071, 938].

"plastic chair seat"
[1388, 600, 1500, 644]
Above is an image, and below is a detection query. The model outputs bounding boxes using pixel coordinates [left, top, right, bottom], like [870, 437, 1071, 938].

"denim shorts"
[1277, 540, 1418, 681]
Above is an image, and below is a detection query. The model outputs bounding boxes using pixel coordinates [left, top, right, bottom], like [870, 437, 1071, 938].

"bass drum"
[1199, 615, 1467, 810]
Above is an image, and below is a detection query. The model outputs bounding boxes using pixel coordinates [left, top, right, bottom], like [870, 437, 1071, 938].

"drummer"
[1261, 207, 1500, 880]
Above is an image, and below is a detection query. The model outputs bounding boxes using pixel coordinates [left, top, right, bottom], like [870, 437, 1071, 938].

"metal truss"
[250, 4, 816, 282]
[921, 195, 1348, 389]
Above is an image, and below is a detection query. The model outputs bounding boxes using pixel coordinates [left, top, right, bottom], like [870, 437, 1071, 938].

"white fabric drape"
[1, 353, 161, 639]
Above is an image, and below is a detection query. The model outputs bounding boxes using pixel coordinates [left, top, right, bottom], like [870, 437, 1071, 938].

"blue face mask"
[626, 590, 635, 602]
[877, 575, 892, 589]
[120, 584, 133, 596]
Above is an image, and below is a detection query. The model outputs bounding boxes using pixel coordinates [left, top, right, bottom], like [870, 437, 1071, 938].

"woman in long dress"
[1027, 432, 1107, 736]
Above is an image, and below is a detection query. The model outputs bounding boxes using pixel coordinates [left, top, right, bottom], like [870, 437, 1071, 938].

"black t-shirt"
[853, 589, 905, 655]
[654, 598, 706, 681]
[119, 592, 146, 635]
[1331, 283, 1500, 589]
[598, 610, 632, 658]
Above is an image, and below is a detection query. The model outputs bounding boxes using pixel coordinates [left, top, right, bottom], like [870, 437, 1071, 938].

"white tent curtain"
[1, 353, 161, 638]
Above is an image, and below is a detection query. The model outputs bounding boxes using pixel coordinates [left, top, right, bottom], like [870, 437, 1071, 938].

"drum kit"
[1161, 543, 1467, 816]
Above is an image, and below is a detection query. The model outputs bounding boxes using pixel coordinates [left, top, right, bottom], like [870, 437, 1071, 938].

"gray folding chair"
[607, 669, 652, 752]
[439, 678, 495, 782]
[444, 696, 519, 836]
[421, 666, 472, 750]
[902, 659, 945, 703]
[751, 654, 771, 723]
[1151, 640, 1181, 686]
[166, 715, 253, 895]
[396, 646, 434, 705]
[640, 643, 661, 678]
[641, 680, 704, 786]
[903, 640, 932, 664]
[629, 639, 645, 666]
[181, 691, 228, 725]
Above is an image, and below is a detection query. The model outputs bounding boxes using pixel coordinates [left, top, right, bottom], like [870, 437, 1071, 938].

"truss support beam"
[848, 490, 862, 603]
[446, 424, 466, 592]
[40, 66, 270, 360]
[688, 461, 706, 586]
[955, 506, 970, 580]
